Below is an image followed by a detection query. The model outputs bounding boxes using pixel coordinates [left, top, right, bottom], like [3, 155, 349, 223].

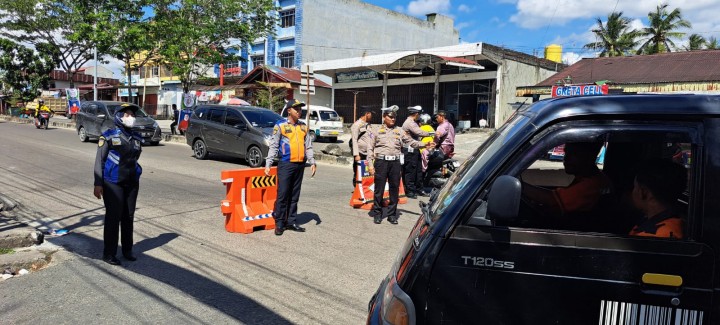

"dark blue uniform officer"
[93, 104, 143, 266]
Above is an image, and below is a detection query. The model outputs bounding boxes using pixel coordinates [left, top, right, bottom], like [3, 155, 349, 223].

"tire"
[246, 145, 263, 168]
[327, 137, 337, 143]
[78, 126, 89, 142]
[193, 139, 208, 159]
[150, 141, 160, 146]
[308, 130, 317, 142]
[44, 121, 48, 130]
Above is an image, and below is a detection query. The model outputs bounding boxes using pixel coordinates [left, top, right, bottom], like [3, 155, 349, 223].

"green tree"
[255, 81, 286, 113]
[584, 11, 638, 57]
[0, 0, 107, 88]
[151, 0, 278, 95]
[706, 37, 719, 50]
[684, 34, 706, 51]
[0, 39, 58, 104]
[637, 3, 691, 54]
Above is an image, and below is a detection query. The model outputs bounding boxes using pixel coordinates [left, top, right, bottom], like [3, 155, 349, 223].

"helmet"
[38, 99, 44, 104]
[418, 113, 431, 125]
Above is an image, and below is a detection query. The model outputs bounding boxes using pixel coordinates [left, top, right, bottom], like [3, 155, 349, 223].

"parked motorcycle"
[35, 111, 51, 130]
[424, 150, 459, 189]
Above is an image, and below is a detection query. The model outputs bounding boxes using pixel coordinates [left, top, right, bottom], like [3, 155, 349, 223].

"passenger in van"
[521, 142, 610, 217]
[628, 160, 687, 239]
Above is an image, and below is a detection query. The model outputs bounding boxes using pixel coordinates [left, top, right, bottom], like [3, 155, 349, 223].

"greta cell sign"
[551, 84, 609, 97]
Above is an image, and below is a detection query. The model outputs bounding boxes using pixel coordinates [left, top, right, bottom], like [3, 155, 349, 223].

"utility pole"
[344, 89, 364, 121]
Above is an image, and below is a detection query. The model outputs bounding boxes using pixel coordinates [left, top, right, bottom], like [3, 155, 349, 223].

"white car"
[280, 104, 344, 142]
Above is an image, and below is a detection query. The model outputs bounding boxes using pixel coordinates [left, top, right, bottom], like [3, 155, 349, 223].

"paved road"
[0, 120, 442, 324]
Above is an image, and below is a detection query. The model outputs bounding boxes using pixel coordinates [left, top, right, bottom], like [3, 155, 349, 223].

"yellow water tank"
[544, 44, 562, 63]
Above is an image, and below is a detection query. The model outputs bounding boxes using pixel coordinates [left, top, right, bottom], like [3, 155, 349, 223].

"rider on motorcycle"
[35, 99, 52, 118]
[418, 113, 436, 172]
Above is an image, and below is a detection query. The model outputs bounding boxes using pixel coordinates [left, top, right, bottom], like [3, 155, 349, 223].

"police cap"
[284, 98, 306, 111]
[381, 105, 399, 117]
[407, 105, 422, 114]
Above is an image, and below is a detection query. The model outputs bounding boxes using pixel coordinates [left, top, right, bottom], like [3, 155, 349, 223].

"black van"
[368, 95, 720, 324]
[76, 101, 162, 145]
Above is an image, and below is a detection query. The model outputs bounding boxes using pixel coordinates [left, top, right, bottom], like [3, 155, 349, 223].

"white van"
[280, 104, 343, 142]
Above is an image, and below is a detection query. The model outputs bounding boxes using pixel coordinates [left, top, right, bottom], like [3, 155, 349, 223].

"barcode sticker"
[599, 300, 704, 325]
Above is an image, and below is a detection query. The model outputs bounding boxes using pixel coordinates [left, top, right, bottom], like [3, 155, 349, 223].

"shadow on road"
[47, 231, 292, 324]
[296, 212, 321, 226]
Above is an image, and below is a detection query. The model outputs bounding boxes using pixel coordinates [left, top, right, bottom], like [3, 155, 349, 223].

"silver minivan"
[76, 101, 162, 145]
[185, 105, 282, 168]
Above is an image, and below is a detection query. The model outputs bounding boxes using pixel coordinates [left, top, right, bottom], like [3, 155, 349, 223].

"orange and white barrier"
[349, 160, 407, 210]
[220, 167, 277, 233]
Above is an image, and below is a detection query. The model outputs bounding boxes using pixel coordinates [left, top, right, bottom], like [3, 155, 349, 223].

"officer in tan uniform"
[402, 105, 432, 198]
[367, 106, 433, 224]
[350, 108, 374, 186]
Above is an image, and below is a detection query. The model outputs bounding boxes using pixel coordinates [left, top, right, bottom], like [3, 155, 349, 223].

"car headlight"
[381, 276, 416, 325]
[264, 135, 273, 146]
[153, 121, 159, 128]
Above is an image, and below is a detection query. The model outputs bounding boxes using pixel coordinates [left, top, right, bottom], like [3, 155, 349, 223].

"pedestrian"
[93, 104, 143, 266]
[402, 105, 432, 198]
[350, 108, 374, 187]
[265, 99, 317, 236]
[170, 104, 179, 135]
[433, 110, 456, 159]
[367, 105, 433, 224]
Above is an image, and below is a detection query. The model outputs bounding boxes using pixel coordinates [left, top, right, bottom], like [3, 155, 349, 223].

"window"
[278, 51, 294, 68]
[224, 109, 245, 128]
[193, 107, 209, 120]
[472, 121, 698, 240]
[242, 109, 283, 128]
[151, 66, 159, 77]
[279, 9, 295, 28]
[309, 111, 318, 120]
[251, 55, 264, 68]
[319, 110, 340, 121]
[208, 109, 225, 124]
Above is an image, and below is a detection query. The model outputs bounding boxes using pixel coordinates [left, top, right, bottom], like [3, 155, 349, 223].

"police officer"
[93, 104, 143, 266]
[265, 99, 317, 236]
[368, 106, 433, 224]
[402, 105, 432, 198]
[350, 108, 374, 186]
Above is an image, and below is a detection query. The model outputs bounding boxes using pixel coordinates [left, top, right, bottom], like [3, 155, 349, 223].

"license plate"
[330, 131, 338, 135]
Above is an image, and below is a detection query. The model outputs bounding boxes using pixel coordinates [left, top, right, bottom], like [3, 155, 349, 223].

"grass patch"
[0, 248, 15, 255]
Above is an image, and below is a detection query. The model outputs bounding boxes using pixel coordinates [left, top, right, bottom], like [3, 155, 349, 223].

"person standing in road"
[367, 106, 433, 225]
[434, 110, 456, 159]
[170, 104, 179, 135]
[93, 104, 143, 266]
[402, 105, 432, 198]
[350, 109, 374, 187]
[265, 99, 317, 236]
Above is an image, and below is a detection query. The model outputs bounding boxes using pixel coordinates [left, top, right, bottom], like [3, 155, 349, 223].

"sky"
[363, 0, 720, 64]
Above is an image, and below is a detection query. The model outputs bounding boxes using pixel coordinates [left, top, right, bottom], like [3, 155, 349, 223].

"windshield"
[428, 114, 531, 222]
[242, 109, 283, 128]
[108, 104, 148, 117]
[319, 111, 341, 121]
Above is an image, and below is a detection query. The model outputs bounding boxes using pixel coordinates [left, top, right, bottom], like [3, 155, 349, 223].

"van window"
[471, 122, 698, 240]
[107, 104, 148, 117]
[242, 109, 283, 128]
[207, 109, 225, 124]
[309, 111, 318, 120]
[319, 110, 340, 121]
[83, 104, 96, 115]
[224, 109, 245, 127]
[193, 106, 209, 119]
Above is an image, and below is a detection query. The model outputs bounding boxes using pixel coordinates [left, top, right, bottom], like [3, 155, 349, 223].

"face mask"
[122, 116, 135, 128]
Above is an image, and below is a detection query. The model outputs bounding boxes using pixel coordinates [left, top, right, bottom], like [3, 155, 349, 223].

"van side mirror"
[487, 175, 521, 220]
[233, 123, 247, 130]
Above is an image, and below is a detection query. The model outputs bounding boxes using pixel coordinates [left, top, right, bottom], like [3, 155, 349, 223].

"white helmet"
[418, 113, 431, 125]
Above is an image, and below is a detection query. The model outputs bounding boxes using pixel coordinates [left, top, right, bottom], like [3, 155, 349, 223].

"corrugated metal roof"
[237, 65, 331, 88]
[537, 50, 720, 86]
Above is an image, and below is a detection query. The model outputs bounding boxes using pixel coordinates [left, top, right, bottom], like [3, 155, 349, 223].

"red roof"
[438, 56, 481, 66]
[238, 65, 331, 88]
[537, 50, 720, 86]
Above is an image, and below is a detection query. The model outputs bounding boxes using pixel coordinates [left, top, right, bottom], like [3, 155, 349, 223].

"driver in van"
[628, 159, 687, 239]
[521, 142, 610, 218]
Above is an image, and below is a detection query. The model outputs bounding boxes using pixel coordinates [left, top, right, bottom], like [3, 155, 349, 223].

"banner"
[66, 88, 80, 116]
[179, 93, 195, 132]
[551, 84, 609, 97]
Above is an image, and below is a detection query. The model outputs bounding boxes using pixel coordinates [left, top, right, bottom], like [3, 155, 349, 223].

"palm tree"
[684, 34, 706, 51]
[706, 37, 719, 50]
[583, 11, 639, 57]
[637, 4, 691, 54]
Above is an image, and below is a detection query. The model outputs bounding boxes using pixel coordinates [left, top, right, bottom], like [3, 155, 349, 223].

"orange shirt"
[629, 211, 684, 239]
[553, 172, 611, 215]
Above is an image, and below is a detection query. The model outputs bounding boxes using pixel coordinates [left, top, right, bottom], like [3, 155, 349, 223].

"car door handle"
[642, 273, 683, 287]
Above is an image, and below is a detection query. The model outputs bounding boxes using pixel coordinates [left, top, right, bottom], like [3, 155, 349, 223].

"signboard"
[551, 84, 609, 97]
[299, 64, 315, 95]
[66, 88, 81, 116]
[178, 93, 196, 132]
[337, 70, 379, 83]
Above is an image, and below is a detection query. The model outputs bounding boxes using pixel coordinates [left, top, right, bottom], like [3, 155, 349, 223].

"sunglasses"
[385, 115, 396, 119]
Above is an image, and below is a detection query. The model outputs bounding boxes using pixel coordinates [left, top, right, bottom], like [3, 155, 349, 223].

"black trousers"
[274, 161, 306, 228]
[170, 120, 178, 134]
[370, 159, 401, 219]
[352, 153, 367, 186]
[102, 181, 139, 257]
[402, 148, 421, 194]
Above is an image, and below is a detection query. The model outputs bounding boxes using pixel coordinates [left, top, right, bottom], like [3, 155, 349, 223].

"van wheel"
[246, 146, 263, 168]
[193, 139, 208, 159]
[327, 137, 337, 143]
[309, 131, 317, 142]
[78, 126, 89, 142]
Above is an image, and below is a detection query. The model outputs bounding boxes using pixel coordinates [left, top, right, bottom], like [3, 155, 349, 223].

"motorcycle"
[424, 149, 459, 189]
[35, 111, 51, 130]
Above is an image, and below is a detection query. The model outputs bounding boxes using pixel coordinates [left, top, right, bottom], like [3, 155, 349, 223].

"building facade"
[223, 0, 459, 78]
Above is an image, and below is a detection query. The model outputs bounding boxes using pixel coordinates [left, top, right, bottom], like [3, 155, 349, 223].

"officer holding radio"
[367, 105, 433, 224]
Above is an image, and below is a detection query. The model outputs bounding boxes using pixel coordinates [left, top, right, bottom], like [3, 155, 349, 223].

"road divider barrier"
[349, 160, 407, 210]
[221, 167, 277, 233]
